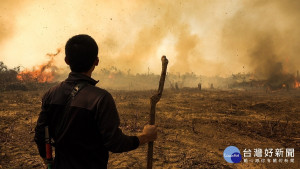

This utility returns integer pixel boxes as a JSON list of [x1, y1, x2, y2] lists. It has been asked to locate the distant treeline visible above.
[[1, 61, 277, 91], [92, 66, 232, 90]]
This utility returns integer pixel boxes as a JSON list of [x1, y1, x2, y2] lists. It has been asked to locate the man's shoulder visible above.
[[42, 82, 61, 96], [73, 85, 113, 111], [42, 81, 112, 105], [47, 82, 109, 94], [47, 82, 63, 93], [83, 84, 110, 99]]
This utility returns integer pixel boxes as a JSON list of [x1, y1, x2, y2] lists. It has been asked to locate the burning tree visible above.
[[16, 49, 60, 83]]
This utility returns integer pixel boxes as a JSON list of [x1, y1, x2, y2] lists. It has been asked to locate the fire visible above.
[[17, 65, 55, 83], [108, 74, 114, 79], [16, 49, 60, 83], [295, 80, 300, 88]]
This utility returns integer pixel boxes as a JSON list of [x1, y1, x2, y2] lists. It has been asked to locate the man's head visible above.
[[65, 34, 99, 73]]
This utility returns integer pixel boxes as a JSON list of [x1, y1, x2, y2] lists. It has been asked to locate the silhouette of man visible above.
[[34, 34, 157, 169]]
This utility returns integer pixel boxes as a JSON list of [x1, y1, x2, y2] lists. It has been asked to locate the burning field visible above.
[[0, 86, 300, 168]]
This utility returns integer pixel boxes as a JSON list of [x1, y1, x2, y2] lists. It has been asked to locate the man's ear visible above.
[[65, 57, 70, 65], [95, 57, 99, 66]]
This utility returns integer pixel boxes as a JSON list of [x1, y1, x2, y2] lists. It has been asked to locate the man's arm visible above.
[[95, 92, 157, 153], [34, 93, 49, 158]]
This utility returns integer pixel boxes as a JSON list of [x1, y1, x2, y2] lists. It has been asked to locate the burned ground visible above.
[[0, 88, 299, 169]]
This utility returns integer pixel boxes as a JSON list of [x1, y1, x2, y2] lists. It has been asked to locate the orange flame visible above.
[[295, 80, 300, 88], [108, 74, 115, 79], [17, 49, 61, 83]]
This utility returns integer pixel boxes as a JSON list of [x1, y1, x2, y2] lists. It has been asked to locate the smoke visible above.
[[105, 1, 205, 74], [171, 24, 200, 73], [114, 7, 177, 71], [0, 0, 299, 79], [0, 0, 29, 45], [221, 0, 300, 81]]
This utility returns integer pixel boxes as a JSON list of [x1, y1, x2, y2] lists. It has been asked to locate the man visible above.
[[34, 34, 157, 169]]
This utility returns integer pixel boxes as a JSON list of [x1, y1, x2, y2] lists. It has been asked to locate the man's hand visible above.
[[137, 125, 157, 145]]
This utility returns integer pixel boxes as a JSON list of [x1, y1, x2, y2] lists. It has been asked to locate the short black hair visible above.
[[65, 34, 98, 73]]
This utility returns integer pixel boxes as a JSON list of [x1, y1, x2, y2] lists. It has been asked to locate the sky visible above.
[[0, 0, 299, 78]]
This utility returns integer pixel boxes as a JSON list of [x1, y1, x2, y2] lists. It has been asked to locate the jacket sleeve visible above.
[[95, 92, 139, 153], [34, 92, 49, 158]]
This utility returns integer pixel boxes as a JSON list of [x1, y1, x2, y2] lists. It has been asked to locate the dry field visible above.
[[0, 88, 299, 169]]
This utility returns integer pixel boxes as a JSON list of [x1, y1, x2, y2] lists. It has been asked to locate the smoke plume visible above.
[[221, 0, 300, 81], [0, 0, 299, 80]]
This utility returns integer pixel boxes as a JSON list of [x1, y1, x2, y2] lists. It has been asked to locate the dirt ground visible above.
[[0, 88, 299, 169]]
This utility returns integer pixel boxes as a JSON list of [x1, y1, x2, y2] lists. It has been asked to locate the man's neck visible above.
[[78, 65, 95, 77], [80, 71, 92, 77]]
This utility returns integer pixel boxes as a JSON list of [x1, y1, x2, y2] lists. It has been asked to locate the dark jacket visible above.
[[34, 72, 139, 169]]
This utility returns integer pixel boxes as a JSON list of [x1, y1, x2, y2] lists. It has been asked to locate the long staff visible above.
[[147, 55, 168, 169]]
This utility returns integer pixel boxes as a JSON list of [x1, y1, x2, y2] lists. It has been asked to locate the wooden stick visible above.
[[147, 55, 168, 169]]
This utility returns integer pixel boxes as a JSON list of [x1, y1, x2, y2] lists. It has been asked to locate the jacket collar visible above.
[[65, 72, 99, 86]]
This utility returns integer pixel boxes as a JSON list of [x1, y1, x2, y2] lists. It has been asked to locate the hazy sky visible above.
[[0, 0, 299, 78]]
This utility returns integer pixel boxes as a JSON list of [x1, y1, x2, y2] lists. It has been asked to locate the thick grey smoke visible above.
[[221, 0, 300, 81]]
